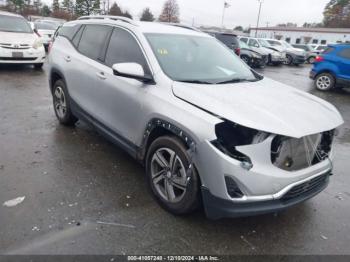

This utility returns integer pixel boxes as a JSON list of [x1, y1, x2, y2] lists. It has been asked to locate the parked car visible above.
[[265, 39, 306, 65], [313, 45, 328, 53], [239, 37, 285, 65], [32, 21, 57, 50], [49, 16, 343, 219], [204, 31, 241, 55], [239, 40, 266, 68], [293, 44, 318, 63], [310, 44, 350, 91], [0, 11, 46, 68]]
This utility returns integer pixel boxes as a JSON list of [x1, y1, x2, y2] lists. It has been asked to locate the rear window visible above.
[[35, 22, 56, 30], [338, 48, 350, 59], [216, 34, 239, 49], [323, 47, 334, 54], [58, 24, 82, 40], [0, 15, 32, 33]]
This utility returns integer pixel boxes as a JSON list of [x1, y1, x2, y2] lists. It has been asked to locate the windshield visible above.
[[146, 33, 257, 84], [281, 41, 293, 48], [267, 40, 282, 47], [258, 39, 271, 48], [0, 15, 32, 33], [34, 22, 56, 30]]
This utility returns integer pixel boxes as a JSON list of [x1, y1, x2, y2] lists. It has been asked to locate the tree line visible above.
[[1, 0, 180, 23]]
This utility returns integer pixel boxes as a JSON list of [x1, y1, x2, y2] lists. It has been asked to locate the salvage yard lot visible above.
[[0, 64, 349, 255]]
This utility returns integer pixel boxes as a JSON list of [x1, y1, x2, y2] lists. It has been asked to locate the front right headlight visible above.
[[32, 38, 43, 49], [211, 120, 270, 169]]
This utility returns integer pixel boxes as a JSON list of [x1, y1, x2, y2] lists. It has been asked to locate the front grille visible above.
[[271, 130, 334, 171], [0, 57, 37, 61], [0, 43, 31, 49], [281, 174, 329, 202], [225, 176, 244, 198]]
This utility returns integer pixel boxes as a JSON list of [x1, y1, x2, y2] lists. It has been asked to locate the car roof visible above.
[[66, 16, 209, 37], [0, 11, 24, 18]]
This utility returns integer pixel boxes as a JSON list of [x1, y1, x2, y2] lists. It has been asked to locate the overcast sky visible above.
[[109, 0, 330, 28]]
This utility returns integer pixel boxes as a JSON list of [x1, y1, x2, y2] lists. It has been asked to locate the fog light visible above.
[[225, 176, 244, 198]]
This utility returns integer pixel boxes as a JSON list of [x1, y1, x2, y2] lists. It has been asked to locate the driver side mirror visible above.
[[112, 63, 154, 84]]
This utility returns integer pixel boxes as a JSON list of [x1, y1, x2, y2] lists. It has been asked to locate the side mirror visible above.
[[112, 63, 154, 83]]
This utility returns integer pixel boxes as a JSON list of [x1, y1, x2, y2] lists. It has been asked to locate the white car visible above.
[[0, 11, 46, 68], [33, 21, 57, 49]]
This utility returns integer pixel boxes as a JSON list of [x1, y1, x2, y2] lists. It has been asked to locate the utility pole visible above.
[[255, 0, 263, 37], [221, 2, 230, 29]]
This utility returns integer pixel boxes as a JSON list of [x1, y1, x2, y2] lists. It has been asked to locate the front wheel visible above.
[[52, 80, 78, 125], [284, 55, 293, 65], [146, 136, 200, 215], [314, 73, 335, 91], [241, 55, 250, 66]]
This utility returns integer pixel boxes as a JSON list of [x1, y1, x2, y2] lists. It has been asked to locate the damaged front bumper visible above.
[[195, 128, 334, 219]]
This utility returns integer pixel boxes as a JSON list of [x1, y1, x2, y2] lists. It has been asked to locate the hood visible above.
[[250, 46, 271, 55], [268, 46, 284, 53], [0, 32, 37, 45], [172, 78, 343, 138], [287, 47, 305, 56]]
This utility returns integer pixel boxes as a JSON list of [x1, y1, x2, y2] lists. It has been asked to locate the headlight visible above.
[[211, 120, 269, 169], [32, 38, 43, 49]]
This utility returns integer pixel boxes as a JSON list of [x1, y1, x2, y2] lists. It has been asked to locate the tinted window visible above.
[[105, 28, 150, 75], [72, 25, 84, 47], [240, 38, 248, 43], [58, 24, 82, 40], [323, 47, 334, 54], [216, 34, 239, 49], [78, 25, 112, 61], [0, 15, 32, 33], [339, 48, 350, 59]]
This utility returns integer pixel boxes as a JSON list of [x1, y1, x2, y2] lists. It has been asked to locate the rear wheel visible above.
[[315, 73, 335, 91], [52, 80, 78, 125], [146, 136, 200, 215], [308, 56, 316, 64]]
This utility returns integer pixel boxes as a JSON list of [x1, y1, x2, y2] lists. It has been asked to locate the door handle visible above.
[[64, 56, 71, 62], [96, 72, 106, 80]]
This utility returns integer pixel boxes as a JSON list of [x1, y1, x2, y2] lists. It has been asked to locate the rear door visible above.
[[67, 24, 113, 120], [337, 47, 350, 80]]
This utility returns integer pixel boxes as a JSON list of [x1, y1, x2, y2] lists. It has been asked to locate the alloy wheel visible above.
[[316, 75, 332, 90], [150, 148, 188, 203], [54, 86, 67, 119]]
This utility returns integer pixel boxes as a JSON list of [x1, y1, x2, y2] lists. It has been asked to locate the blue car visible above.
[[310, 44, 350, 91]]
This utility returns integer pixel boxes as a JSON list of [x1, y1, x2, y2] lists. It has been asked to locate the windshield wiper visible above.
[[177, 80, 214, 84], [216, 78, 253, 84]]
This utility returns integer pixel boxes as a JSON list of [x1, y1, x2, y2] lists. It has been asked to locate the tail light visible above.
[[235, 48, 241, 56], [315, 55, 324, 62]]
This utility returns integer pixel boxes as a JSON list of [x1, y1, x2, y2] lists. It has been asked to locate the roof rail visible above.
[[78, 15, 138, 26], [162, 23, 201, 32]]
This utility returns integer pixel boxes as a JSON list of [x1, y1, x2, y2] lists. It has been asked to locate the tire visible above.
[[34, 63, 43, 69], [146, 136, 200, 215], [284, 54, 293, 65], [52, 79, 78, 125], [308, 56, 316, 64], [241, 55, 250, 66], [314, 73, 335, 91]]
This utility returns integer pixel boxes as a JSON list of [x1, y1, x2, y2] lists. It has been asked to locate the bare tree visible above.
[[158, 0, 180, 23]]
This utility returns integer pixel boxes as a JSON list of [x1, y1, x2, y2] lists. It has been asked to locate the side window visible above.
[[58, 24, 81, 40], [105, 28, 151, 75], [240, 38, 248, 43], [72, 25, 84, 48], [338, 48, 350, 59], [78, 25, 112, 61], [248, 39, 259, 47]]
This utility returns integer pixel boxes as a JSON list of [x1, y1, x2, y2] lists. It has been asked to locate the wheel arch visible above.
[[49, 68, 67, 94], [137, 118, 196, 164]]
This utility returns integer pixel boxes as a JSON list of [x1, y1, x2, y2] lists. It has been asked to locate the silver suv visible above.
[[48, 16, 343, 219]]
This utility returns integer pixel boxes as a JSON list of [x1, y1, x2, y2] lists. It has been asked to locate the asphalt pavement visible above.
[[0, 63, 349, 255]]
